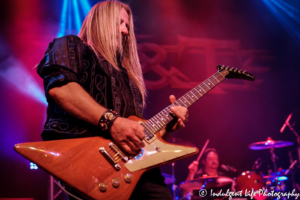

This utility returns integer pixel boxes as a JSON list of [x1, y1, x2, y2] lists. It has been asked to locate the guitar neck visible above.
[[144, 71, 226, 134]]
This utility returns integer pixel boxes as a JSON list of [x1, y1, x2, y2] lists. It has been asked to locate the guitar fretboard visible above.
[[143, 71, 225, 141]]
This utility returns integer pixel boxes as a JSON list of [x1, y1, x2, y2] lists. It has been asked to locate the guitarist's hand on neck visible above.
[[160, 95, 189, 138]]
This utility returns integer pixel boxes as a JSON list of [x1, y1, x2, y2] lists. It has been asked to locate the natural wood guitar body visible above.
[[15, 116, 198, 200]]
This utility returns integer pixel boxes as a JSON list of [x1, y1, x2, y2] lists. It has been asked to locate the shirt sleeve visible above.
[[37, 35, 86, 101]]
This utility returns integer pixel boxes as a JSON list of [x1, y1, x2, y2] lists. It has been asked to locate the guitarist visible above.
[[37, 1, 188, 199]]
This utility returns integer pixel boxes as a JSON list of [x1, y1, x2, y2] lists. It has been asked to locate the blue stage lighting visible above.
[[79, 0, 92, 16], [57, 0, 92, 37], [73, 0, 82, 34], [262, 0, 300, 39], [0, 55, 47, 105], [68, 0, 72, 34], [30, 162, 38, 170], [57, 0, 68, 37]]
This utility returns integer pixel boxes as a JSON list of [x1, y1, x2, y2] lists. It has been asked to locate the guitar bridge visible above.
[[99, 142, 128, 170]]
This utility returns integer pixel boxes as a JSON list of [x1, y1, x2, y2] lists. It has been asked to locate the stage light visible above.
[[0, 55, 47, 105], [262, 0, 300, 39], [57, 0, 92, 37], [68, 0, 72, 34], [73, 0, 81, 33], [79, 0, 91, 16], [30, 162, 38, 170], [57, 0, 68, 37]]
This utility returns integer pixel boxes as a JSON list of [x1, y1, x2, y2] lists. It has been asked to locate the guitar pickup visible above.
[[99, 147, 121, 170], [99, 142, 128, 171], [109, 142, 128, 162]]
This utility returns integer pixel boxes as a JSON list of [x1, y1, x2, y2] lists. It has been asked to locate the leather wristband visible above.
[[98, 110, 119, 131]]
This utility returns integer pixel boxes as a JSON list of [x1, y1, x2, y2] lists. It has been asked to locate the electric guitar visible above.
[[14, 65, 255, 200]]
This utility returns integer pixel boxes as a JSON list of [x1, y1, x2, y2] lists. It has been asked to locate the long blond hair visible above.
[[78, 1, 146, 105]]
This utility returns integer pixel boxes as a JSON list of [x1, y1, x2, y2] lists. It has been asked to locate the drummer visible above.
[[186, 148, 226, 181]]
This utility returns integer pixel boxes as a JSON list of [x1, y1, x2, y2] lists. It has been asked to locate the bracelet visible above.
[[98, 110, 119, 131]]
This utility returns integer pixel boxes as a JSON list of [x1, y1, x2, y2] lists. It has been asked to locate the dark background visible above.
[[1, 0, 300, 199]]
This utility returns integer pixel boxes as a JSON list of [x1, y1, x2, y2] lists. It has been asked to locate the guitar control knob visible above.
[[124, 173, 132, 183], [112, 178, 120, 187], [99, 182, 107, 192]]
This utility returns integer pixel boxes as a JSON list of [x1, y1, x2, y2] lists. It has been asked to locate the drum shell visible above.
[[235, 171, 264, 193]]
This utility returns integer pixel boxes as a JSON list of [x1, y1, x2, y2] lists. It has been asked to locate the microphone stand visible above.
[[284, 119, 300, 171], [172, 162, 176, 199], [281, 115, 300, 191], [270, 147, 278, 190]]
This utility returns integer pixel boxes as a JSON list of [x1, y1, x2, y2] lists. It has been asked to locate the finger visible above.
[[121, 143, 137, 155], [169, 95, 176, 104], [177, 120, 185, 128], [135, 124, 145, 141], [126, 140, 141, 151], [131, 135, 145, 148], [171, 107, 186, 122]]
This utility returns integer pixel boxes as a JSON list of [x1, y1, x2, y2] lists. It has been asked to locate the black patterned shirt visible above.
[[37, 35, 141, 140]]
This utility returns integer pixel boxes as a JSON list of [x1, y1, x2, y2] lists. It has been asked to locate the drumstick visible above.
[[196, 139, 209, 162]]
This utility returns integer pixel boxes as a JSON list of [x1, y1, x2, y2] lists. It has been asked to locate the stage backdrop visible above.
[[0, 0, 300, 199]]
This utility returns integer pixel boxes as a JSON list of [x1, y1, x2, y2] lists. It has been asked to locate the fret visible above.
[[215, 73, 224, 80], [178, 99, 187, 107], [198, 85, 207, 93], [173, 101, 181, 107], [161, 110, 170, 119], [165, 107, 172, 113], [149, 118, 159, 131], [140, 123, 155, 141], [154, 115, 164, 127], [212, 75, 219, 82], [206, 80, 213, 88], [217, 72, 225, 79], [184, 94, 194, 104], [207, 78, 215, 86], [186, 93, 195, 103], [157, 113, 167, 125], [145, 120, 156, 133], [202, 81, 211, 90], [214, 73, 222, 81], [193, 88, 202, 97], [182, 96, 192, 106], [189, 91, 198, 101]]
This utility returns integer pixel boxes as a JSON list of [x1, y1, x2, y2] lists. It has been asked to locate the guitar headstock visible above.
[[217, 65, 255, 81]]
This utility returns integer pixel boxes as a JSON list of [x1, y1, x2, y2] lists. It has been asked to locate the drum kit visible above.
[[164, 137, 297, 200]]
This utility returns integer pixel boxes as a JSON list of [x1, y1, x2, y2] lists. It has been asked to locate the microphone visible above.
[[252, 158, 262, 171], [221, 164, 237, 172], [280, 114, 292, 133], [284, 160, 297, 175]]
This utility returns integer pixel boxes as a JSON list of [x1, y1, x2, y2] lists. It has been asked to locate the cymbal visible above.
[[166, 137, 195, 147], [249, 137, 293, 150], [179, 176, 234, 196], [161, 173, 176, 184]]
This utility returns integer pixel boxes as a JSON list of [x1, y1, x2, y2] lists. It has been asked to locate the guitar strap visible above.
[[108, 65, 122, 115], [129, 79, 144, 119], [108, 62, 144, 119]]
